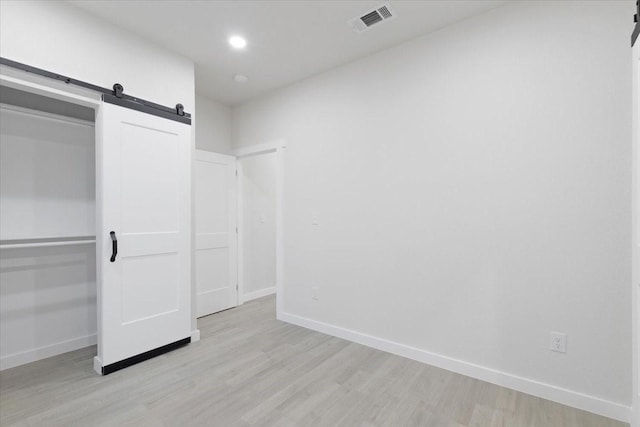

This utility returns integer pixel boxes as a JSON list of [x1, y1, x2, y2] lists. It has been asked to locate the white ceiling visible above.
[[69, 1, 508, 106]]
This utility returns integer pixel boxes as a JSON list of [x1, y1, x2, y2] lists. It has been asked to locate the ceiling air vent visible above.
[[349, 4, 395, 33]]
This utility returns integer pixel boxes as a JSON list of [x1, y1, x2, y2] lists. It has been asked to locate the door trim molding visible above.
[[233, 140, 286, 158], [632, 40, 640, 427]]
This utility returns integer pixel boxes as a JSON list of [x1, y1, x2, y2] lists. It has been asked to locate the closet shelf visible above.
[[0, 236, 96, 249]]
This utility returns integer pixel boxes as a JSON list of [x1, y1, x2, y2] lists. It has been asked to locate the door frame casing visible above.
[[633, 40, 640, 427], [234, 140, 286, 318]]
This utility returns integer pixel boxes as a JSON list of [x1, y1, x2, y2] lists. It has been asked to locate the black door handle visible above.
[[110, 231, 118, 262]]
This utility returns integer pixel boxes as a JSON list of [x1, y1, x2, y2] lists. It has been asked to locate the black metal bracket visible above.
[[112, 83, 124, 99], [633, 0, 640, 46], [176, 103, 184, 116]]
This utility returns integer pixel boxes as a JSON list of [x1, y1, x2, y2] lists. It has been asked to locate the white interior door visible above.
[[195, 151, 237, 317], [95, 101, 191, 374], [633, 36, 640, 427]]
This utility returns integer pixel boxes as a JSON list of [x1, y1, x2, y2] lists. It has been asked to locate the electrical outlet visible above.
[[549, 332, 567, 353], [311, 286, 319, 301]]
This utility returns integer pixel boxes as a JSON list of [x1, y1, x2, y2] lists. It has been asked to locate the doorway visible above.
[[238, 152, 277, 303], [235, 141, 286, 318]]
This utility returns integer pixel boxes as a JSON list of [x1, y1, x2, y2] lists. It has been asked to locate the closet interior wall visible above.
[[0, 85, 97, 370]]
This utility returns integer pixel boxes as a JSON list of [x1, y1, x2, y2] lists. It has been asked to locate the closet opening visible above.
[[234, 141, 286, 319], [0, 85, 97, 370], [238, 151, 277, 304]]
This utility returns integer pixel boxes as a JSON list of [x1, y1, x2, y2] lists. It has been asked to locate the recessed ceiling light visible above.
[[234, 74, 249, 84], [229, 36, 247, 49]]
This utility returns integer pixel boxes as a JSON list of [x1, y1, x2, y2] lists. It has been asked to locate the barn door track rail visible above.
[[0, 57, 191, 125]]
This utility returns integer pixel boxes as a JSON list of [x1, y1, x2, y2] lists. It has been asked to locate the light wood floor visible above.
[[0, 296, 627, 427]]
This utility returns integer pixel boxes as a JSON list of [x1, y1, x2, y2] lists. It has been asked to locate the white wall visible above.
[[0, 0, 199, 358], [241, 153, 276, 301], [195, 94, 232, 154], [0, 1, 194, 112], [232, 1, 633, 421]]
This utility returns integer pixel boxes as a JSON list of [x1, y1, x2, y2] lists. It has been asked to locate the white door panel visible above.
[[120, 124, 179, 233], [195, 151, 237, 317], [95, 101, 191, 373]]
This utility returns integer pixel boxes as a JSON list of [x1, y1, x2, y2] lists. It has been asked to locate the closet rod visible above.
[[0, 236, 96, 249], [0, 103, 95, 128]]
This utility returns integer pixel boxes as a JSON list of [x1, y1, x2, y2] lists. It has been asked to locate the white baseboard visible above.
[[242, 286, 276, 303], [280, 312, 631, 424], [1, 334, 97, 371], [191, 329, 201, 343], [93, 356, 103, 375]]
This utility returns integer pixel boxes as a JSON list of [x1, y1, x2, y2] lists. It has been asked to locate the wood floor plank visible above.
[[0, 296, 629, 427]]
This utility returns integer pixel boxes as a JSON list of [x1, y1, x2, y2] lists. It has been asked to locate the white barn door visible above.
[[95, 100, 191, 375], [195, 151, 238, 317]]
